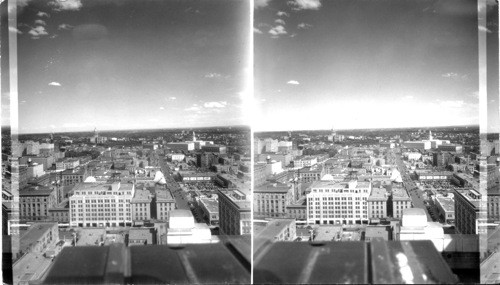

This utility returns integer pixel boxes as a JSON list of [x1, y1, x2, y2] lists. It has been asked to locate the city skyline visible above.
[[14, 0, 251, 134], [254, 0, 481, 132]]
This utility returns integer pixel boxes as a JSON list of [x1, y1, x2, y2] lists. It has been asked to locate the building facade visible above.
[[254, 182, 294, 218], [19, 186, 57, 222], [69, 182, 135, 227], [367, 187, 388, 220], [391, 187, 412, 219], [217, 189, 251, 235], [307, 180, 371, 225], [454, 189, 483, 234], [155, 189, 176, 221], [131, 189, 153, 224]]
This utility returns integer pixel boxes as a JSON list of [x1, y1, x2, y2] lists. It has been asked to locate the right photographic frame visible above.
[[252, 0, 499, 284]]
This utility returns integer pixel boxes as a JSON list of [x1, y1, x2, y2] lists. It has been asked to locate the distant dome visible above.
[[321, 174, 334, 181], [84, 176, 97, 183]]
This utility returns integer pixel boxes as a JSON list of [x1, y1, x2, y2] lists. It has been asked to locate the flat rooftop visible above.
[[20, 223, 57, 252], [368, 188, 388, 201], [392, 187, 410, 200], [199, 198, 219, 213], [255, 219, 295, 240], [156, 189, 174, 200], [254, 182, 291, 193], [436, 196, 455, 212]]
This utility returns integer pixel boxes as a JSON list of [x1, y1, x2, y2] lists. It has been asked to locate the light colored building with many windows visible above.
[[307, 180, 371, 225], [69, 182, 135, 227]]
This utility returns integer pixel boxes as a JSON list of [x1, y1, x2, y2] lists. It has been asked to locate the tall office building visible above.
[[218, 189, 251, 235], [307, 180, 372, 225], [69, 182, 135, 227]]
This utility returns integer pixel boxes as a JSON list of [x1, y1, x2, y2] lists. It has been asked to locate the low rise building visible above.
[[128, 228, 154, 246], [255, 219, 296, 243], [167, 210, 216, 244], [199, 197, 219, 226], [435, 195, 455, 223], [286, 196, 307, 220], [61, 167, 88, 186], [19, 223, 59, 257]]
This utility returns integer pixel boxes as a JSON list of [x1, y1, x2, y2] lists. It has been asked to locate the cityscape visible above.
[[1, 0, 500, 284]]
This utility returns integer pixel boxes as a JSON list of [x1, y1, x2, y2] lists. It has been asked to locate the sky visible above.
[[14, 0, 250, 134], [254, 0, 485, 132]]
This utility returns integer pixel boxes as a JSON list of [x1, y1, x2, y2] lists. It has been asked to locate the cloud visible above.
[[58, 23, 74, 30], [275, 19, 286, 25], [185, 104, 201, 111], [159, 106, 165, 110], [204, 72, 229, 79], [472, 90, 479, 99], [48, 82, 61, 86], [276, 11, 290, 17], [288, 0, 322, 10], [478, 25, 492, 33], [254, 27, 263, 34], [28, 26, 48, 37], [441, 72, 468, 80], [8, 27, 22, 34], [439, 100, 464, 108], [16, 0, 31, 8], [168, 97, 176, 100], [35, 19, 47, 26], [255, 0, 271, 9], [205, 73, 221, 78], [48, 0, 82, 11], [257, 23, 271, 28], [402, 95, 414, 99], [297, 23, 313, 29], [269, 25, 287, 37], [204, 101, 227, 108], [37, 11, 50, 17], [287, 80, 300, 85]]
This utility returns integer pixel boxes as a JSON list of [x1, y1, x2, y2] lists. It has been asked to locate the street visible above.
[[391, 149, 433, 222]]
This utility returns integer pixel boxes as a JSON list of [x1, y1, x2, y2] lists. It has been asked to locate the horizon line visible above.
[[254, 124, 480, 133], [5, 124, 251, 136]]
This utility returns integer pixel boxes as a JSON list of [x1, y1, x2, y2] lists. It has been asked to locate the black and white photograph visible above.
[[1, 0, 499, 284], [2, 0, 251, 284], [253, 0, 498, 284]]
